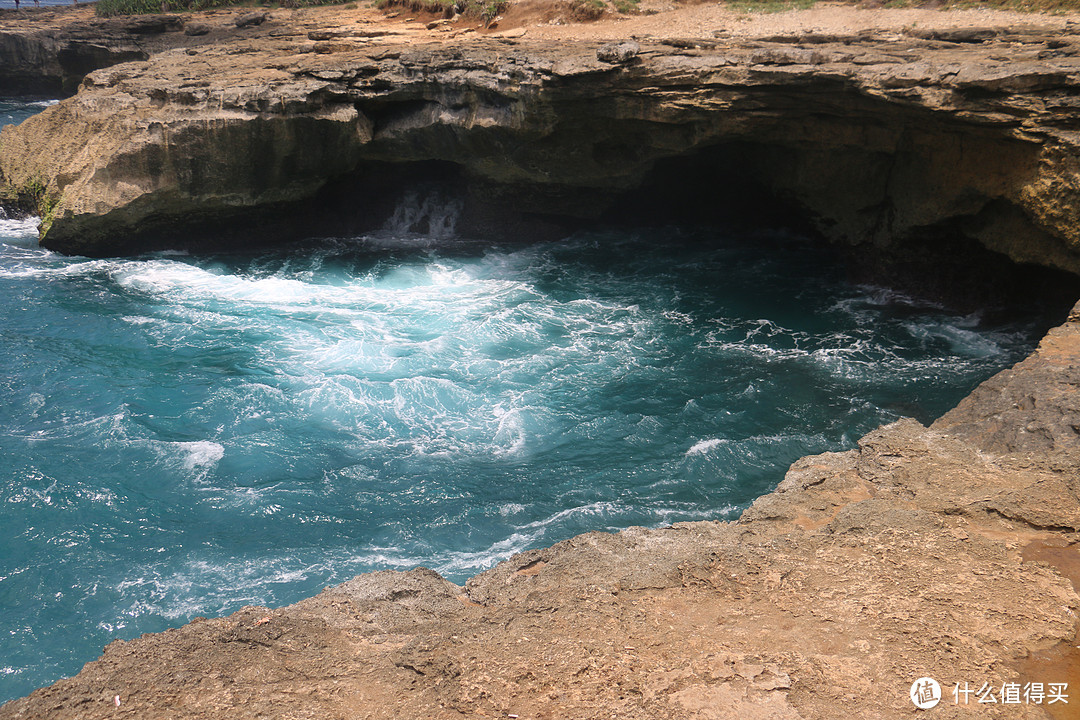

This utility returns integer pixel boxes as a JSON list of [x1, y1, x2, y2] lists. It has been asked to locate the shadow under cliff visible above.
[[231, 147, 1080, 321]]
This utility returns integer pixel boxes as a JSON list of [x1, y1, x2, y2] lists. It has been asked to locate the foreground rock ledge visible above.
[[2, 305, 1078, 718], [2, 18, 1080, 273]]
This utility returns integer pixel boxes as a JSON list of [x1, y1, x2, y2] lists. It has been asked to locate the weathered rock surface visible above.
[[234, 10, 268, 28], [1, 14, 1080, 274], [0, 7, 180, 96], [1, 303, 1077, 719]]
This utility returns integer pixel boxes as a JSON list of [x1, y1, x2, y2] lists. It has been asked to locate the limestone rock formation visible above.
[[0, 9, 189, 96], [0, 22, 1079, 276]]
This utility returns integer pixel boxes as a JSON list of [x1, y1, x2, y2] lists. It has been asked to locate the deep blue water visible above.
[[0, 99, 1063, 703]]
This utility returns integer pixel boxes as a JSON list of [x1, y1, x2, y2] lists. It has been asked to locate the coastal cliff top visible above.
[[2, 0, 1079, 46]]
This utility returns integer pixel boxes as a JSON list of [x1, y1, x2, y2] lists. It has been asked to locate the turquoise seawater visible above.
[[0, 100, 1062, 702]]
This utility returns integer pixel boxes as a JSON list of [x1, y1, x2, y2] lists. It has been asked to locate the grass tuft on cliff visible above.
[[96, 0, 345, 17], [374, 0, 509, 22]]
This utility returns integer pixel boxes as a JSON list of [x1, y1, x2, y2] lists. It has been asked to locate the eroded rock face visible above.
[[0, 28, 147, 97], [0, 9, 190, 96], [2, 24, 1080, 274]]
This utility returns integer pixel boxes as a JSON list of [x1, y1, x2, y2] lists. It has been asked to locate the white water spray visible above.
[[383, 192, 464, 239]]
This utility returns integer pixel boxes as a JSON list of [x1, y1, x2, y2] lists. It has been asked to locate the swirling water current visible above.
[[0, 99, 1063, 702]]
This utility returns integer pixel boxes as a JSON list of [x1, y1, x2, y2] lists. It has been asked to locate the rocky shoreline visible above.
[[0, 3, 1078, 718], [1, 307, 1076, 719], [1, 6, 1080, 277]]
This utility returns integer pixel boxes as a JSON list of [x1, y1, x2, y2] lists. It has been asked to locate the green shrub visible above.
[[95, 0, 164, 15], [376, 0, 506, 20], [376, 0, 452, 15], [96, 0, 348, 17], [475, 0, 507, 20], [567, 0, 604, 18], [14, 178, 59, 235]]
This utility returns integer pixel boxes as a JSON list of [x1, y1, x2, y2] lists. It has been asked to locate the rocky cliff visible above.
[[1, 11, 1080, 279], [0, 7, 190, 96]]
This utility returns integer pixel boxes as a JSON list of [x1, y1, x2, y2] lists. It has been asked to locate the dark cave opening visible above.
[[308, 144, 1080, 320], [83, 137, 1080, 324]]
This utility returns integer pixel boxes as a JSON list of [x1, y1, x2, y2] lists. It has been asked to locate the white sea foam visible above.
[[177, 441, 225, 470], [114, 555, 338, 621], [137, 439, 226, 482], [26, 392, 45, 417], [0, 216, 40, 238], [653, 504, 739, 523], [1, 222, 1046, 694], [0, 256, 116, 279], [520, 501, 623, 531], [491, 406, 534, 456], [904, 320, 1004, 357], [433, 532, 536, 576], [686, 438, 725, 456]]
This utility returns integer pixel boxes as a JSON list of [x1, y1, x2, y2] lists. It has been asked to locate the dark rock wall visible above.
[[0, 28, 148, 97]]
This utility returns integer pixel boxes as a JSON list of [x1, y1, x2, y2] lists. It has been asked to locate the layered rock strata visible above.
[[1, 19, 1080, 275], [0, 8, 189, 96]]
